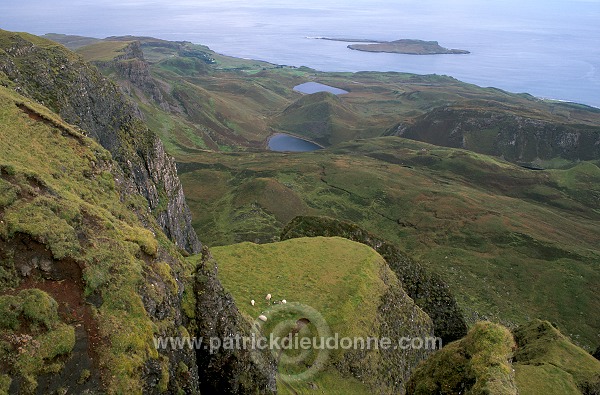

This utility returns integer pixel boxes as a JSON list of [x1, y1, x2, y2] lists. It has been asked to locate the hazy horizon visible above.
[[1, 0, 599, 106]]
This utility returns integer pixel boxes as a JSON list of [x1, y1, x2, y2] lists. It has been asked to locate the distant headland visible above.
[[313, 37, 470, 55]]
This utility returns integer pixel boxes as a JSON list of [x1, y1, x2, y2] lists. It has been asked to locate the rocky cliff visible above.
[[0, 30, 276, 394], [95, 40, 169, 111], [392, 106, 600, 164], [0, 29, 200, 254], [406, 322, 518, 395], [192, 249, 277, 394]]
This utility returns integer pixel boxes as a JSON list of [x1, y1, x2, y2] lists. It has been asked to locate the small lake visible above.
[[293, 82, 349, 95], [268, 133, 322, 152]]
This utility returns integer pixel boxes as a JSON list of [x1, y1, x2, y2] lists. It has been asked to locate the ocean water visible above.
[[1, 0, 599, 107]]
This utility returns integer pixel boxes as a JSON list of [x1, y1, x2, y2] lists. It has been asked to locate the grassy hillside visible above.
[[76, 40, 133, 62], [208, 237, 434, 394], [406, 321, 517, 395], [64, 35, 600, 165], [42, 33, 101, 50], [280, 215, 468, 344], [1, 30, 280, 394], [513, 320, 600, 395], [407, 319, 600, 395], [273, 91, 369, 146], [0, 75, 221, 394], [40, 32, 600, 391], [176, 137, 600, 350]]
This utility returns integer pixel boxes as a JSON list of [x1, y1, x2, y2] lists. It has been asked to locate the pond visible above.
[[293, 82, 349, 95], [268, 133, 322, 152]]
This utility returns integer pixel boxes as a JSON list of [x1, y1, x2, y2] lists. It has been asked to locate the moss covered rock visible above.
[[0, 289, 76, 393], [406, 321, 517, 395], [513, 319, 600, 395]]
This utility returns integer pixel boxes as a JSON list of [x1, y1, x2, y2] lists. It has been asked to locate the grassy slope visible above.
[[67, 32, 600, 381], [72, 37, 600, 158], [0, 85, 191, 393], [42, 33, 101, 50], [76, 40, 133, 62], [209, 237, 398, 394], [513, 319, 600, 395], [406, 321, 517, 395], [177, 137, 600, 349], [407, 319, 600, 395]]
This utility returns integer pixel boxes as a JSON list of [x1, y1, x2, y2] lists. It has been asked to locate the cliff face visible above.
[[102, 40, 169, 110], [336, 262, 436, 394], [392, 106, 600, 163], [0, 30, 275, 394], [193, 249, 278, 394], [0, 30, 201, 254], [0, 84, 199, 393], [281, 216, 468, 344]]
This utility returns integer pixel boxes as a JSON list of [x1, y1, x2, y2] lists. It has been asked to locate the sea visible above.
[[1, 0, 599, 107]]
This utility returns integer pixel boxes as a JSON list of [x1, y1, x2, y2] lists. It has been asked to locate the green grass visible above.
[[76, 41, 133, 62], [177, 137, 600, 350], [211, 237, 389, 339], [278, 368, 370, 394], [0, 289, 76, 392], [406, 321, 517, 395], [0, 374, 10, 395], [98, 37, 600, 158], [513, 320, 600, 394], [208, 236, 419, 393], [42, 33, 101, 50], [0, 84, 193, 393]]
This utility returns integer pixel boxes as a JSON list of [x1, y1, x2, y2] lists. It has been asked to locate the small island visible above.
[[316, 37, 470, 55]]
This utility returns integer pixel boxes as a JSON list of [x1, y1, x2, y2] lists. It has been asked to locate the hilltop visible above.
[[207, 237, 434, 394]]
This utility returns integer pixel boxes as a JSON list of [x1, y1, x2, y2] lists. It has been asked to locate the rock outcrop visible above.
[[406, 322, 517, 395], [512, 320, 600, 395], [0, 29, 201, 254], [392, 106, 600, 163], [336, 261, 436, 394], [97, 40, 169, 110], [193, 248, 278, 394], [0, 29, 273, 394], [281, 215, 468, 344]]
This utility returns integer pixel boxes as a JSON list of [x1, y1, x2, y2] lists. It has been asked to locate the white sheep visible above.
[[281, 299, 287, 304], [258, 315, 268, 322], [266, 293, 272, 302], [251, 300, 255, 306]]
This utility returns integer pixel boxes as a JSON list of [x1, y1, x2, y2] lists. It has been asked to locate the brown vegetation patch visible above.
[[0, 234, 103, 389]]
